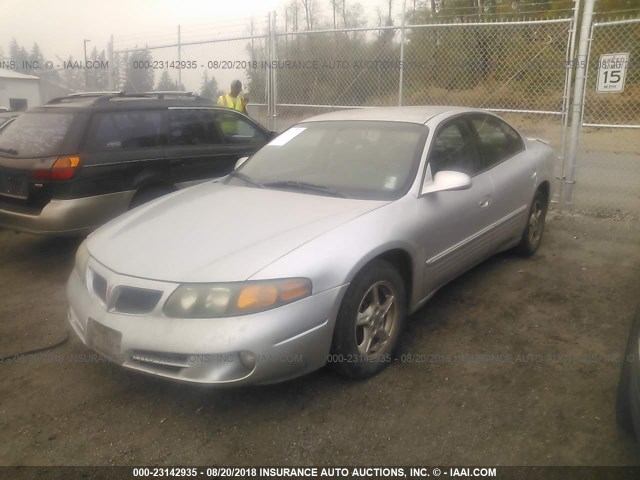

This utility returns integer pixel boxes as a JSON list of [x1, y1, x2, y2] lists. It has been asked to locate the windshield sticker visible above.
[[268, 127, 306, 146], [383, 176, 398, 190]]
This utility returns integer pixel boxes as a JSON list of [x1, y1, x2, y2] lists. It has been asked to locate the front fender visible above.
[[248, 198, 423, 308]]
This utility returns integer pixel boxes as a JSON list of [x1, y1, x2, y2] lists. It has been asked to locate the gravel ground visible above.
[[0, 212, 639, 468]]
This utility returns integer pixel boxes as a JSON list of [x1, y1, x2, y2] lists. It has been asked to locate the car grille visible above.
[[89, 269, 162, 314], [112, 287, 162, 315]]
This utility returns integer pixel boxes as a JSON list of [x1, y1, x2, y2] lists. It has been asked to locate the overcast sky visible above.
[[0, 0, 405, 56], [0, 0, 406, 92], [0, 0, 279, 58]]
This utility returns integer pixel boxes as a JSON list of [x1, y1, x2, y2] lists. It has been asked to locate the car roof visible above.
[[298, 106, 485, 125]]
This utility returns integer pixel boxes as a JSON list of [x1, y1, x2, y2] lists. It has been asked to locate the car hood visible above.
[[88, 182, 388, 282]]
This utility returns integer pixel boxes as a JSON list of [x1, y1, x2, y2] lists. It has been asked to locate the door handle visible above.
[[478, 197, 492, 208]]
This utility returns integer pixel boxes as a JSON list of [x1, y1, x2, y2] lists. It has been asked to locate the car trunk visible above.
[[0, 110, 87, 214], [0, 156, 59, 213]]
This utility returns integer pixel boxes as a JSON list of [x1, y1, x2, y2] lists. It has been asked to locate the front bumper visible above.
[[66, 265, 347, 385], [0, 191, 133, 236]]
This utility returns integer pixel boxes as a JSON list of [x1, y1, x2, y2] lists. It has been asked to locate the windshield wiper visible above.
[[227, 171, 263, 188], [263, 180, 346, 198], [0, 147, 18, 155]]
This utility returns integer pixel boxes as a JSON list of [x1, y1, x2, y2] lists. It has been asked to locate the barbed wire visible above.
[[111, 4, 640, 50]]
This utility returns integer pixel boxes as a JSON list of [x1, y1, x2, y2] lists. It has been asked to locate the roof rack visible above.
[[95, 91, 211, 103], [46, 91, 214, 106], [68, 91, 122, 97], [143, 91, 194, 98]]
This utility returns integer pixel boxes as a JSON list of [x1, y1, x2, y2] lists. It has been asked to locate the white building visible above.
[[0, 69, 41, 111]]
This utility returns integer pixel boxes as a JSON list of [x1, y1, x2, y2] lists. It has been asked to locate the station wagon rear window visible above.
[[0, 112, 86, 158]]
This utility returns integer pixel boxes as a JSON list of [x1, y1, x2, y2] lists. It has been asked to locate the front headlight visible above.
[[74, 240, 90, 283], [163, 278, 312, 318]]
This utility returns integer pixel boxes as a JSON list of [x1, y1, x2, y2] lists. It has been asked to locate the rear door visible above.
[[468, 114, 532, 245], [79, 109, 166, 198]]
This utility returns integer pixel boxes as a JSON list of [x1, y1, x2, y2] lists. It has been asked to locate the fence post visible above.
[[398, 0, 407, 106], [268, 11, 278, 131], [563, 0, 595, 210], [107, 35, 114, 91], [177, 25, 182, 89], [266, 12, 272, 130], [556, 0, 581, 207]]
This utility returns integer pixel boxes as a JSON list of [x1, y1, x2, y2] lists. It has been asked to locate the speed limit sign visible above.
[[597, 53, 629, 93]]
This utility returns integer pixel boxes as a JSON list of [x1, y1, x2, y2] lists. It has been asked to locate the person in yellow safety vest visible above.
[[217, 80, 248, 115]]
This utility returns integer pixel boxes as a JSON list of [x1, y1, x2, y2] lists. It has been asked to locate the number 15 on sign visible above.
[[596, 53, 629, 93]]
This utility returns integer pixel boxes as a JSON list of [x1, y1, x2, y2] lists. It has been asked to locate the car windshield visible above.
[[0, 111, 86, 158], [229, 120, 428, 200]]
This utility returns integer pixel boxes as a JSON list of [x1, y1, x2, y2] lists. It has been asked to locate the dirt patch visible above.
[[0, 214, 639, 467]]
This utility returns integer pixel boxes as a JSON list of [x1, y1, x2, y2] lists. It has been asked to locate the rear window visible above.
[[0, 112, 86, 158]]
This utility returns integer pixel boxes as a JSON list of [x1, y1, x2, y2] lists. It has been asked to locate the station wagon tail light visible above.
[[32, 155, 81, 181], [163, 278, 312, 318]]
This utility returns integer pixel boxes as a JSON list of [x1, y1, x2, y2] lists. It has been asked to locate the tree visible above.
[[9, 39, 29, 73], [61, 56, 85, 91], [124, 48, 154, 93], [113, 52, 128, 91], [291, 0, 299, 31], [157, 70, 177, 90], [301, 0, 315, 30], [95, 50, 109, 90], [200, 71, 220, 99], [28, 43, 44, 74], [86, 47, 96, 90]]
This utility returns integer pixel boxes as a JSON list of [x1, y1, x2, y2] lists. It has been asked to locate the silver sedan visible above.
[[66, 106, 553, 385]]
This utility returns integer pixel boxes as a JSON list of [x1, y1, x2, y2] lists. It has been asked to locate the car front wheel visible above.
[[330, 260, 407, 379]]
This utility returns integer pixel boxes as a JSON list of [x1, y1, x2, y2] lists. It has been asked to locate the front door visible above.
[[165, 108, 233, 186], [418, 117, 496, 294]]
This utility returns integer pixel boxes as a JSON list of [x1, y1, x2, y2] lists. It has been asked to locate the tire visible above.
[[331, 259, 407, 379], [616, 305, 640, 439], [515, 189, 548, 257], [129, 185, 174, 209]]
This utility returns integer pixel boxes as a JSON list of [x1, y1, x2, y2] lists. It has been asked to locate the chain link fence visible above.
[[107, 9, 640, 219], [270, 19, 573, 204], [402, 20, 571, 113], [573, 18, 640, 217], [271, 26, 401, 131]]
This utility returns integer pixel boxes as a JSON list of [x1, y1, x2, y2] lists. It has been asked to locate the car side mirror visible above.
[[235, 156, 249, 170], [268, 131, 278, 140], [421, 170, 472, 195]]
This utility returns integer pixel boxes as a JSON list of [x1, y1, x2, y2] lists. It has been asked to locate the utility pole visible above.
[[107, 35, 114, 91], [83, 39, 91, 90]]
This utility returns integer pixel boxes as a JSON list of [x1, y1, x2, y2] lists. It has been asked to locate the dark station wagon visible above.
[[0, 92, 272, 235]]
